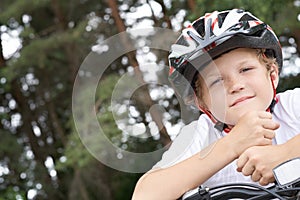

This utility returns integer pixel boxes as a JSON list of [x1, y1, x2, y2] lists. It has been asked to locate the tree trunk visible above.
[[292, 28, 300, 55], [0, 37, 6, 67], [10, 79, 55, 195], [187, 0, 196, 15], [106, 0, 172, 146], [68, 169, 90, 200]]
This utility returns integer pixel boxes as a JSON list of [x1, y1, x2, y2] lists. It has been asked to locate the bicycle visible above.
[[182, 157, 300, 200]]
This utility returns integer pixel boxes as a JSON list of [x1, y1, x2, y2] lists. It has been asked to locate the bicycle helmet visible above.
[[168, 8, 282, 105]]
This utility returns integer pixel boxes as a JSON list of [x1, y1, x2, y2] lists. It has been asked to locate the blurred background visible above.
[[1, 0, 300, 199]]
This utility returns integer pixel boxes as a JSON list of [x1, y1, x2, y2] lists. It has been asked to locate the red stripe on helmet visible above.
[[211, 18, 218, 30], [169, 66, 175, 75]]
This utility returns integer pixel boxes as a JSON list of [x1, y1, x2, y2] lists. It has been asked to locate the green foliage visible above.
[[56, 128, 93, 170], [96, 73, 121, 104], [0, 130, 22, 159], [0, 186, 26, 200], [1, 0, 300, 199], [110, 172, 141, 200], [0, 0, 50, 24], [189, 0, 300, 34], [278, 74, 300, 92], [7, 23, 88, 80], [19, 26, 35, 39]]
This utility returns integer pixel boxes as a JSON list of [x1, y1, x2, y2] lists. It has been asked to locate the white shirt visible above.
[[153, 88, 300, 196]]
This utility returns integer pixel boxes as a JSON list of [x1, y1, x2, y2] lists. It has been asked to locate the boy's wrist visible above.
[[219, 136, 240, 160]]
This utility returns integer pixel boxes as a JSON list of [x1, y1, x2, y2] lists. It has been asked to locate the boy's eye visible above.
[[210, 77, 223, 86], [240, 67, 253, 73]]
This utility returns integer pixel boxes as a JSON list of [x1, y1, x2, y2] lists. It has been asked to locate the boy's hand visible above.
[[236, 145, 286, 185], [228, 111, 280, 157]]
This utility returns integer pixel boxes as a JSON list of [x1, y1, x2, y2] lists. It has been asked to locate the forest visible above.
[[1, 0, 300, 199]]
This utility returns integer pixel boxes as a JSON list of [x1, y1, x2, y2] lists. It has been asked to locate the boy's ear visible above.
[[270, 64, 279, 88]]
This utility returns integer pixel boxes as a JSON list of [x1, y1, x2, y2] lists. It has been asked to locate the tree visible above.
[[0, 0, 110, 199], [1, 0, 300, 199]]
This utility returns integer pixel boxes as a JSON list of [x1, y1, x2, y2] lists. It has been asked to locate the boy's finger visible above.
[[251, 170, 262, 182], [241, 163, 255, 176], [261, 119, 280, 130], [236, 154, 249, 172], [263, 131, 275, 139], [258, 111, 273, 119]]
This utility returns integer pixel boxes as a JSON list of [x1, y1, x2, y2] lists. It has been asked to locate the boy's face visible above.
[[198, 48, 279, 126]]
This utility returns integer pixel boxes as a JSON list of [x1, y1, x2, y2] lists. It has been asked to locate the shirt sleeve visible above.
[[152, 115, 213, 169], [290, 88, 300, 119], [277, 88, 300, 121], [274, 88, 300, 143]]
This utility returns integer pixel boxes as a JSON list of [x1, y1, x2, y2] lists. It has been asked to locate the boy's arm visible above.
[[132, 137, 238, 200], [236, 134, 300, 186], [132, 111, 277, 200], [133, 112, 278, 200]]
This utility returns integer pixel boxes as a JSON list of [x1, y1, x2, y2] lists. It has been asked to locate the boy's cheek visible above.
[[210, 101, 227, 120]]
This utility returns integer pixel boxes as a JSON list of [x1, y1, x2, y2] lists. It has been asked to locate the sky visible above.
[[1, 25, 22, 59]]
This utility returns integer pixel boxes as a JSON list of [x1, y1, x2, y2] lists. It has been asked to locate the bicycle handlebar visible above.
[[182, 157, 300, 200], [183, 183, 300, 200]]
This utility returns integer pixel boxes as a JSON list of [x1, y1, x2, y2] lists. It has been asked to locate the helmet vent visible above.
[[193, 20, 205, 38], [217, 12, 229, 28], [176, 35, 189, 47], [239, 13, 256, 22]]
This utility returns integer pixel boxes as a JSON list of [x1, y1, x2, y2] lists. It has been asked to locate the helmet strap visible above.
[[267, 72, 278, 113]]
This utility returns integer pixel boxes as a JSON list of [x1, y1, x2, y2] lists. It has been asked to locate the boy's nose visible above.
[[228, 77, 245, 94]]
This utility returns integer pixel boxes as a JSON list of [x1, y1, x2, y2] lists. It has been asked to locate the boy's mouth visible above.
[[230, 96, 254, 107]]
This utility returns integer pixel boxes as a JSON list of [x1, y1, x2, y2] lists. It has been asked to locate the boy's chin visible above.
[[222, 111, 251, 125], [223, 107, 269, 125]]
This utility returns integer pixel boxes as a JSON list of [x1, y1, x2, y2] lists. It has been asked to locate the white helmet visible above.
[[168, 9, 282, 105]]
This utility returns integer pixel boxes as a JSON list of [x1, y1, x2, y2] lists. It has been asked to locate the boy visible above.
[[132, 9, 300, 199]]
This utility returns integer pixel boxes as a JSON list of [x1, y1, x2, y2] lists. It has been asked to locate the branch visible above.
[[146, 0, 158, 24], [155, 0, 173, 29]]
